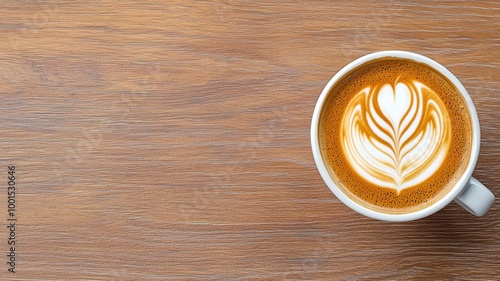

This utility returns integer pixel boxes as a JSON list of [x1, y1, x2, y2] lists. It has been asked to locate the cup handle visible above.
[[454, 177, 495, 216]]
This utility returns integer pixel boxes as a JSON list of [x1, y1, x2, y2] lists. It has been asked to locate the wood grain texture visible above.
[[0, 0, 498, 280]]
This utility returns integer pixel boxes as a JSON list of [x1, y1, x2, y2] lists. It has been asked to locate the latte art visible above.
[[341, 80, 451, 193], [320, 58, 472, 212]]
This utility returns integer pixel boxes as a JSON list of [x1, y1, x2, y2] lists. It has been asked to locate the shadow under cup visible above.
[[311, 51, 485, 222]]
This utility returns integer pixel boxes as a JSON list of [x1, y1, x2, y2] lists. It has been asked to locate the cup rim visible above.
[[310, 50, 480, 222]]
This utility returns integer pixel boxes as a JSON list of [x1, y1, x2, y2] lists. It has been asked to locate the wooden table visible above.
[[0, 1, 498, 280]]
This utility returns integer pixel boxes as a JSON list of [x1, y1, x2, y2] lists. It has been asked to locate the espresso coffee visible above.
[[319, 58, 472, 213]]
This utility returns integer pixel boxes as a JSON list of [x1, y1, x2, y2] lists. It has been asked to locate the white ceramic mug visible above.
[[311, 50, 495, 222]]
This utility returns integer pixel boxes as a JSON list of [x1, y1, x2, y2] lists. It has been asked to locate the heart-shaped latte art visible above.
[[341, 80, 451, 193], [378, 83, 411, 132]]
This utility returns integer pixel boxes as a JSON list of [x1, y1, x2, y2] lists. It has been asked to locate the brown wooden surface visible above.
[[0, 1, 499, 280]]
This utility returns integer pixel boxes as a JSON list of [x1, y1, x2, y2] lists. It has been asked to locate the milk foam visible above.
[[341, 80, 451, 193]]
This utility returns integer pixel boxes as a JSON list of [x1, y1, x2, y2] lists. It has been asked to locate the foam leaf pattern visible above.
[[341, 80, 451, 193]]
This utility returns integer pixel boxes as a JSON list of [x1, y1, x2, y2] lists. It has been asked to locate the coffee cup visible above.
[[311, 50, 495, 221]]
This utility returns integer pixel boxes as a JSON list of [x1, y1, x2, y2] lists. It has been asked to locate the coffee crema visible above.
[[319, 58, 472, 213]]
